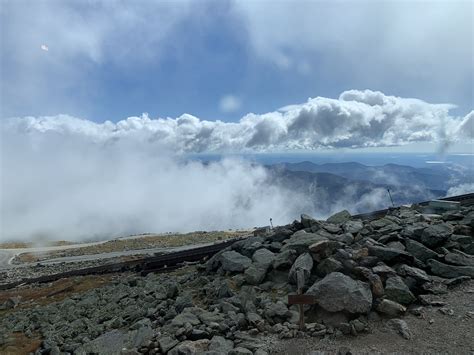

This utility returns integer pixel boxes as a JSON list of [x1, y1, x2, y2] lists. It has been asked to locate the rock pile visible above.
[[1, 205, 473, 354]]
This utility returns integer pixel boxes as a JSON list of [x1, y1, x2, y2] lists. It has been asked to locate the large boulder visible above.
[[301, 213, 320, 229], [307, 272, 372, 313], [244, 248, 276, 285], [252, 248, 275, 269], [288, 253, 313, 284], [421, 224, 453, 248], [327, 210, 351, 224], [220, 251, 252, 273]]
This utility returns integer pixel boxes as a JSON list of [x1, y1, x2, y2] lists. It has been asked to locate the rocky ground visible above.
[[0, 204, 473, 354], [0, 257, 131, 286], [12, 231, 248, 264]]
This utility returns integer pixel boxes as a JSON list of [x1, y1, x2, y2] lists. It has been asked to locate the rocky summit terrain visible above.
[[1, 204, 473, 354]]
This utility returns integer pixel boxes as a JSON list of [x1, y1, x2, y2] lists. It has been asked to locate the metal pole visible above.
[[387, 188, 395, 207]]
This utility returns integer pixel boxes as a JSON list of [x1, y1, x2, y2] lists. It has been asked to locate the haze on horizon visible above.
[[0, 0, 472, 242]]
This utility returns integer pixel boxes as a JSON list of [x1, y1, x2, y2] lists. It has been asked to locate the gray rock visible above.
[[0, 297, 20, 310], [376, 299, 406, 317], [75, 326, 154, 355], [421, 224, 453, 247], [372, 263, 397, 277], [316, 257, 343, 277], [158, 336, 179, 353], [368, 245, 414, 263], [247, 312, 264, 327], [171, 312, 201, 327], [371, 218, 396, 230], [327, 210, 351, 224], [386, 241, 405, 251], [252, 248, 275, 269], [209, 335, 234, 352], [288, 252, 313, 284], [387, 319, 411, 339], [229, 347, 253, 355], [445, 249, 474, 266], [342, 220, 363, 234], [384, 276, 416, 305], [427, 259, 474, 278], [282, 230, 328, 254], [267, 228, 294, 243], [199, 311, 225, 325], [328, 233, 354, 244], [396, 264, 431, 283], [405, 239, 438, 262], [244, 265, 267, 285], [220, 251, 252, 273], [272, 249, 297, 269], [168, 339, 210, 355], [301, 214, 319, 229], [307, 272, 372, 313], [264, 301, 289, 319], [175, 293, 194, 313]]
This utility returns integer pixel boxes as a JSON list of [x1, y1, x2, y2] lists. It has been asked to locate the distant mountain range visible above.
[[273, 161, 471, 190], [265, 161, 472, 217]]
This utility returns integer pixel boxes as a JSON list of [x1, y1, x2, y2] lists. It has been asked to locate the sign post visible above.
[[287, 269, 317, 330]]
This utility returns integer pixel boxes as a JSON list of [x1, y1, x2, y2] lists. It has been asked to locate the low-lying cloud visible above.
[[0, 131, 308, 241]]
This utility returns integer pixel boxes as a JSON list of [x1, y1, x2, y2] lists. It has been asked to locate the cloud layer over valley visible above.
[[1, 90, 472, 241]]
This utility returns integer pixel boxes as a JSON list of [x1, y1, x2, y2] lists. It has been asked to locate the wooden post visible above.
[[296, 269, 305, 330], [288, 269, 317, 331]]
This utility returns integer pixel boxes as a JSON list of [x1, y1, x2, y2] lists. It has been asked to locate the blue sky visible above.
[[1, 0, 473, 124]]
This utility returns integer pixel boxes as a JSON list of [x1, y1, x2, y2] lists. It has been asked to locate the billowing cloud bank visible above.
[[0, 136, 309, 241], [1, 90, 472, 241], [4, 90, 471, 153]]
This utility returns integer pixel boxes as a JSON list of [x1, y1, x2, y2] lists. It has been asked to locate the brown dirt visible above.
[[271, 280, 474, 354], [0, 274, 121, 354], [0, 274, 118, 311], [0, 332, 42, 355], [0, 240, 75, 249]]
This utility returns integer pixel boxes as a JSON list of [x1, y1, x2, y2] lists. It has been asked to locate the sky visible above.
[[1, 0, 473, 240], [1, 0, 473, 126]]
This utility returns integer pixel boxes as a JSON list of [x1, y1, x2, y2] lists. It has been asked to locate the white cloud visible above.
[[0, 129, 307, 241], [447, 183, 474, 197], [233, 1, 473, 94], [4, 90, 469, 153], [2, 90, 471, 241], [219, 95, 242, 113]]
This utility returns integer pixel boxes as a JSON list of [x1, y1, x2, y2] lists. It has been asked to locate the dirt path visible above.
[[271, 280, 474, 354]]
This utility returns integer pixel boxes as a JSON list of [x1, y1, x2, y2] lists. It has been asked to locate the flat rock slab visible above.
[[427, 259, 474, 278]]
